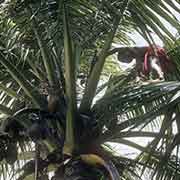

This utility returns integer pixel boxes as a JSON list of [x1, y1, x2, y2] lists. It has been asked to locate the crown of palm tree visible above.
[[0, 0, 179, 179]]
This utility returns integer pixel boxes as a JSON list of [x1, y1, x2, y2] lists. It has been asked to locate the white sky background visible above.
[[126, 0, 180, 47]]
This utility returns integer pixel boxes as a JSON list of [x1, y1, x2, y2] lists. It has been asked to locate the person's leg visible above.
[[149, 56, 164, 80]]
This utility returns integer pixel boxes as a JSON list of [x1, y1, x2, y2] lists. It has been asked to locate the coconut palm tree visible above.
[[0, 0, 180, 179]]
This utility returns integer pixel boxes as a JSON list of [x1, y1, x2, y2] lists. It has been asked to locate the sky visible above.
[[129, 1, 180, 47]]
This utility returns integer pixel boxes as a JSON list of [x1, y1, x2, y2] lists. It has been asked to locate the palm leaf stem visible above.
[[62, 4, 78, 155]]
